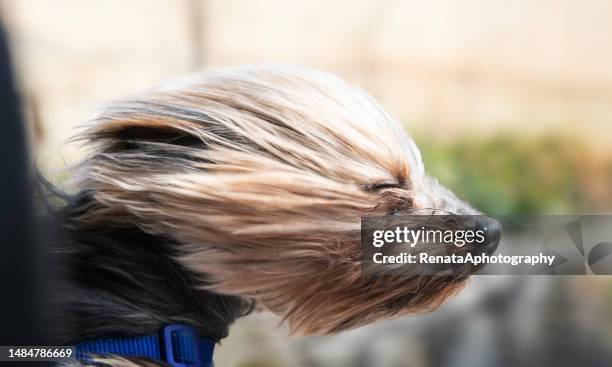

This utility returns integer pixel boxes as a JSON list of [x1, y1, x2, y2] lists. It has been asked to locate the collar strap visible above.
[[75, 324, 215, 367]]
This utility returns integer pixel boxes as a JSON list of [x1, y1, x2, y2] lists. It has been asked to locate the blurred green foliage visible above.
[[414, 133, 608, 215]]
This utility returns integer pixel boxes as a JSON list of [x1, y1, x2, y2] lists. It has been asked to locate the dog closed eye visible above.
[[366, 182, 404, 192]]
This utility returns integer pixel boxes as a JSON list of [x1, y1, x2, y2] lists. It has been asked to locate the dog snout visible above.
[[472, 217, 502, 255]]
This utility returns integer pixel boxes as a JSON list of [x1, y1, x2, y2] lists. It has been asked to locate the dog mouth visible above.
[[362, 214, 503, 278]]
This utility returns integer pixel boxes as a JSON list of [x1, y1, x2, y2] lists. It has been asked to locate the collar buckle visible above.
[[161, 324, 204, 367]]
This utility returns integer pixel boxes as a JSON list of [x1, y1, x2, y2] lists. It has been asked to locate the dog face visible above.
[[76, 65, 498, 335]]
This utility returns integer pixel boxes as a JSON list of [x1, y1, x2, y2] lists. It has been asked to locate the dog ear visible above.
[[98, 124, 203, 152], [82, 100, 207, 151]]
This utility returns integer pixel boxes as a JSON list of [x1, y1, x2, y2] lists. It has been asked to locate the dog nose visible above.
[[472, 217, 502, 255]]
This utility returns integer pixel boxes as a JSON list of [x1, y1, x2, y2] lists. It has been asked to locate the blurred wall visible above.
[[2, 0, 612, 172]]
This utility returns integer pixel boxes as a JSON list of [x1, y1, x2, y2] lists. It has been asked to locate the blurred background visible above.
[[1, 0, 611, 366]]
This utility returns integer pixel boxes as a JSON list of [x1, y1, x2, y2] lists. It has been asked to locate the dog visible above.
[[49, 65, 500, 366]]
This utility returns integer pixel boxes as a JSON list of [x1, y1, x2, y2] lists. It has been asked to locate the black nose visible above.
[[472, 217, 502, 255]]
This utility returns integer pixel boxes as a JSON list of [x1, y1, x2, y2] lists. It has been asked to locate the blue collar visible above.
[[75, 324, 215, 367]]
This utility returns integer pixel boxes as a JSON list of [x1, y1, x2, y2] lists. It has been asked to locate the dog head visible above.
[[74, 65, 499, 335]]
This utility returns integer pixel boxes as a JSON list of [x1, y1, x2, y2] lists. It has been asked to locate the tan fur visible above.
[[71, 65, 474, 335]]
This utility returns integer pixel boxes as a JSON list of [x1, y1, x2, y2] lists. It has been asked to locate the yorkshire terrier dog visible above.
[[51, 65, 500, 366]]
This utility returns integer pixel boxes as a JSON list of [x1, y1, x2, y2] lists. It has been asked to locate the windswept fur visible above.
[[60, 65, 481, 341], [49, 64, 502, 367]]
